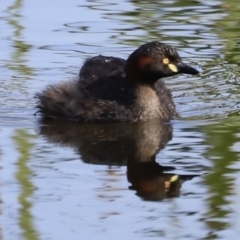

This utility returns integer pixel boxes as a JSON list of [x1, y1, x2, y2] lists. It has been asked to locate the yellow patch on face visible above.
[[162, 58, 169, 64], [168, 63, 178, 73]]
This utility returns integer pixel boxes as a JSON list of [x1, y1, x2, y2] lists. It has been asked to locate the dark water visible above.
[[1, 0, 240, 239]]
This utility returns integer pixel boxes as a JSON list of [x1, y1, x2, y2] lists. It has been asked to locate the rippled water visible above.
[[1, 0, 240, 239]]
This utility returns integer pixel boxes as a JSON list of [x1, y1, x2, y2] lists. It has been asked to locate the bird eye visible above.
[[162, 58, 169, 65]]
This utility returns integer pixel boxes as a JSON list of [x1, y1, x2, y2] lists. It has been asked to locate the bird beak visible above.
[[176, 62, 199, 75], [167, 62, 199, 75]]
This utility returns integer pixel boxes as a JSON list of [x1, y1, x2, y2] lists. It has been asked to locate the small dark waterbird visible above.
[[36, 41, 199, 122]]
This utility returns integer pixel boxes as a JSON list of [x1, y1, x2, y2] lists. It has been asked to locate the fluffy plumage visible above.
[[36, 41, 198, 122]]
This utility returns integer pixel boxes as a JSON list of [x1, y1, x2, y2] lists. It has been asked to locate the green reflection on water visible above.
[[216, 0, 240, 64], [203, 5, 240, 233], [203, 115, 240, 237], [7, 0, 33, 77], [14, 130, 39, 240], [108, 0, 222, 46]]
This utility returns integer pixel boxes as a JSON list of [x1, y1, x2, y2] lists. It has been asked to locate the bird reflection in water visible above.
[[38, 119, 198, 201]]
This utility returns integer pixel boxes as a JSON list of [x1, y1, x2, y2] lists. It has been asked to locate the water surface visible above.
[[1, 0, 240, 239]]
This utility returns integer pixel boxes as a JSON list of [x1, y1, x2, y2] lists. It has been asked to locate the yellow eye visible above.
[[163, 58, 178, 72], [162, 58, 169, 64]]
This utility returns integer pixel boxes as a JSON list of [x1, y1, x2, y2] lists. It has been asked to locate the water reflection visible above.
[[13, 130, 39, 240], [216, 0, 240, 64], [202, 115, 240, 238], [39, 119, 198, 201], [1, 0, 240, 238], [6, 0, 33, 77]]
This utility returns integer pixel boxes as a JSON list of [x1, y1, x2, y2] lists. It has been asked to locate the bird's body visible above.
[[36, 42, 198, 122]]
